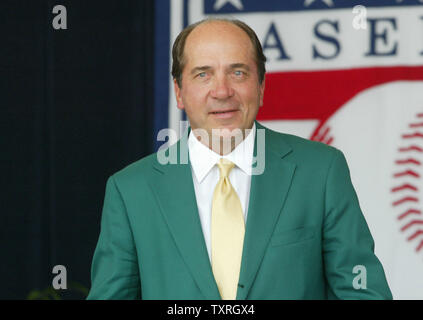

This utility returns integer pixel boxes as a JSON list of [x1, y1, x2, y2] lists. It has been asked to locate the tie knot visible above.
[[217, 158, 235, 178]]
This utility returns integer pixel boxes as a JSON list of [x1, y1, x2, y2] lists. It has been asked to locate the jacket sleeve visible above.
[[323, 149, 393, 299], [87, 175, 141, 299]]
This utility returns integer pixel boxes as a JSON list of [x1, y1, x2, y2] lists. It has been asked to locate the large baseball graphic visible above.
[[315, 81, 423, 298]]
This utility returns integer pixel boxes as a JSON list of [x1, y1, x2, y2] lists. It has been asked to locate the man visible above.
[[87, 18, 392, 299]]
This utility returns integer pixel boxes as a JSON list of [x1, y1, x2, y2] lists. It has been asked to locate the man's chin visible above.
[[210, 126, 244, 139]]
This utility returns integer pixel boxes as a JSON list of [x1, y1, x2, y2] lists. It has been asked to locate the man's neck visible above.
[[192, 125, 255, 156]]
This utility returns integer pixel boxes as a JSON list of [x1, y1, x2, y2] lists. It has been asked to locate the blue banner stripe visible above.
[[204, 0, 423, 14], [154, 0, 170, 151]]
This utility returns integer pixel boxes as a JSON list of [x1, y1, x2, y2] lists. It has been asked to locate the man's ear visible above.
[[259, 78, 265, 107], [173, 79, 184, 110]]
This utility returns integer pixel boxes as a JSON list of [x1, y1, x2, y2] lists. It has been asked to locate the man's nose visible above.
[[210, 75, 234, 99]]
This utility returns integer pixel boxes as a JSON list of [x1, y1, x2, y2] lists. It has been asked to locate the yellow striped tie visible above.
[[211, 158, 245, 300]]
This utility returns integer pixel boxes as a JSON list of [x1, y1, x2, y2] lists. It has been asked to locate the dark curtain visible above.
[[0, 0, 155, 299]]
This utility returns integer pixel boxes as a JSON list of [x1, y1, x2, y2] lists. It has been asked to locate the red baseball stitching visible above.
[[312, 125, 334, 145], [402, 132, 423, 139], [391, 184, 418, 192], [393, 112, 423, 253], [398, 145, 423, 152], [395, 159, 421, 165], [392, 197, 419, 206], [313, 114, 423, 253], [393, 170, 420, 178], [397, 209, 421, 220]]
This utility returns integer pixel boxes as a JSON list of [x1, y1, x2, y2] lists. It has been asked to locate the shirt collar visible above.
[[188, 122, 256, 183]]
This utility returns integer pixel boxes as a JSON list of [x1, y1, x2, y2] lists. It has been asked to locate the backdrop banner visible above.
[[154, 0, 423, 299]]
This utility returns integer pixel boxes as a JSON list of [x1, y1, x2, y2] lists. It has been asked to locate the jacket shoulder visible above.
[[111, 152, 158, 186], [263, 124, 341, 162]]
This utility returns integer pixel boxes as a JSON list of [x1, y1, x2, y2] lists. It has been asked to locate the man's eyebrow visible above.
[[229, 63, 250, 71], [190, 66, 212, 75]]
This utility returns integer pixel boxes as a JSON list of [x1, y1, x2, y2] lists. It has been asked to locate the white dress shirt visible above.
[[188, 123, 256, 262]]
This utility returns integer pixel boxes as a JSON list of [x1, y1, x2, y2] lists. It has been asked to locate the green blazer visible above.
[[87, 122, 392, 300]]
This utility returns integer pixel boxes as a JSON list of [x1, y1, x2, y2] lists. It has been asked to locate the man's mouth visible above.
[[210, 109, 237, 114], [209, 109, 239, 119]]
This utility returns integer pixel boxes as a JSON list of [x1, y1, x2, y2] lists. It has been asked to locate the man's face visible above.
[[174, 21, 265, 140]]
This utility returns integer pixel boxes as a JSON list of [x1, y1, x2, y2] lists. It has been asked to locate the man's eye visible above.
[[198, 72, 207, 78], [234, 70, 244, 76]]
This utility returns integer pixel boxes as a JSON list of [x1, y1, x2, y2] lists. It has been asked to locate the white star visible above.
[[214, 0, 244, 11], [304, 0, 334, 7]]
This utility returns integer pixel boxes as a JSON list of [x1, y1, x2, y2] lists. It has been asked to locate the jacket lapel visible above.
[[151, 132, 221, 300], [236, 122, 296, 300]]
